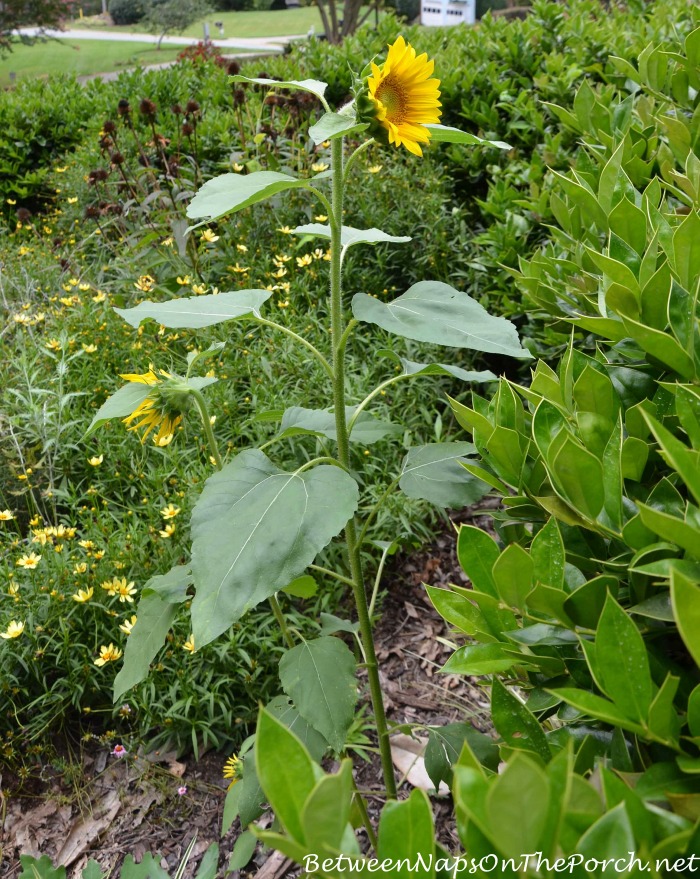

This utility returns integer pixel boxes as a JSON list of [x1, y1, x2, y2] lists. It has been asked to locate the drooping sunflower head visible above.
[[365, 36, 441, 157], [120, 365, 188, 444]]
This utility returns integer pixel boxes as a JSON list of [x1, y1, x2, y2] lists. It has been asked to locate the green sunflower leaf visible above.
[[186, 172, 315, 225], [230, 76, 328, 103], [190, 450, 359, 647], [115, 289, 272, 329], [352, 281, 532, 358], [426, 124, 511, 150], [291, 223, 411, 247]]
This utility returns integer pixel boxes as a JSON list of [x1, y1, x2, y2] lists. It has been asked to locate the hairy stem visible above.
[[330, 136, 397, 800]]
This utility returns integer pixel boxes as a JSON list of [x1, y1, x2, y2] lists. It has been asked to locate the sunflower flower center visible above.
[[375, 76, 408, 125]]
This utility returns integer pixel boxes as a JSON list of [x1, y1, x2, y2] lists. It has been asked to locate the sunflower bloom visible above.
[[94, 643, 123, 666], [223, 754, 242, 789], [120, 366, 184, 444], [366, 36, 441, 157], [1, 620, 25, 639]]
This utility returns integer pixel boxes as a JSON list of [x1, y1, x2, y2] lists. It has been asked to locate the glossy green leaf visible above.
[[672, 210, 700, 291], [492, 543, 533, 610], [550, 434, 605, 519], [637, 504, 700, 558], [301, 759, 354, 852], [377, 790, 435, 879], [279, 637, 357, 753], [595, 595, 653, 722], [115, 289, 272, 329], [643, 413, 700, 506], [620, 315, 694, 378], [399, 442, 487, 509], [255, 708, 318, 844], [530, 517, 565, 590], [577, 803, 635, 865], [671, 568, 700, 667], [456, 525, 500, 597], [442, 643, 525, 675], [486, 753, 550, 858], [190, 450, 358, 646], [426, 585, 485, 636], [352, 281, 531, 358], [491, 678, 551, 762], [647, 674, 681, 744], [186, 171, 314, 223], [551, 689, 646, 736]]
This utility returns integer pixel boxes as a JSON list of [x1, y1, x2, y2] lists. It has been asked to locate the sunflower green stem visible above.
[[330, 135, 397, 800], [269, 593, 296, 649], [190, 388, 223, 471]]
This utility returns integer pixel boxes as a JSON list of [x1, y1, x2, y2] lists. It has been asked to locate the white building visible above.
[[421, 0, 476, 27]]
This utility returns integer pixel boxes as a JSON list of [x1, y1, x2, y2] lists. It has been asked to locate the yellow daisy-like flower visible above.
[[94, 643, 123, 666], [119, 615, 138, 635], [73, 587, 94, 603], [88, 454, 103, 466], [159, 523, 176, 539], [119, 366, 184, 444], [200, 229, 219, 243], [366, 36, 441, 157], [160, 504, 181, 519], [134, 275, 156, 293], [45, 339, 62, 351], [16, 552, 41, 569], [113, 578, 137, 603], [183, 634, 195, 653], [1, 620, 25, 639], [83, 344, 98, 354], [0, 509, 14, 521], [223, 753, 242, 789]]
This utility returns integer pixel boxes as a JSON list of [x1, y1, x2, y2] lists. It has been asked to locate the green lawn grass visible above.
[[0, 39, 258, 86], [71, 7, 326, 39]]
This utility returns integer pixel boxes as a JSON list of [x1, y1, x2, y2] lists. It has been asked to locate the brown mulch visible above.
[[1, 505, 495, 877]]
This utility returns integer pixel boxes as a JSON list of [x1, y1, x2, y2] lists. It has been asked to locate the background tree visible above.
[[1, 0, 76, 56], [313, 0, 383, 43], [143, 0, 211, 49]]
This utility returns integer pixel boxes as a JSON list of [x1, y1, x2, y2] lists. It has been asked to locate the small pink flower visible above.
[[177, 785, 187, 796], [112, 744, 127, 758]]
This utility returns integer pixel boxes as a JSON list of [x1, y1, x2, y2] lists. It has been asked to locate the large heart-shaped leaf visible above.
[[230, 75, 328, 103], [352, 281, 531, 358], [292, 223, 411, 248], [190, 450, 359, 646], [279, 637, 357, 753], [186, 172, 313, 224], [279, 405, 401, 445], [399, 442, 488, 508], [115, 290, 272, 329]]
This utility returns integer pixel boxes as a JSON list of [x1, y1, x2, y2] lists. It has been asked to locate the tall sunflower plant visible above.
[[87, 37, 530, 867]]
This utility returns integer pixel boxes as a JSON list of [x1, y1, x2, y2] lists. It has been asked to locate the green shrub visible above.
[[108, 0, 146, 25]]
